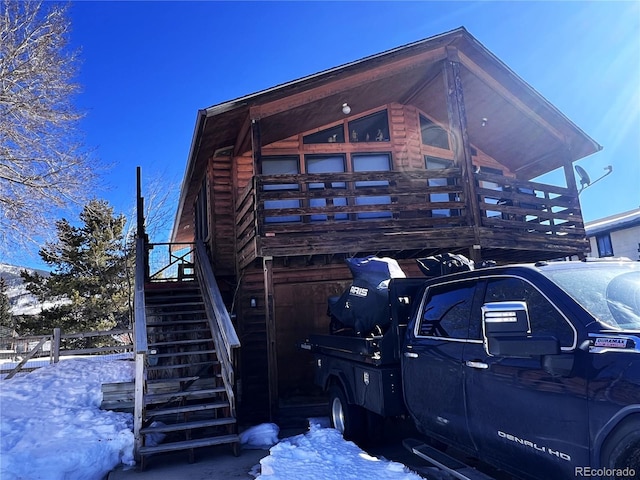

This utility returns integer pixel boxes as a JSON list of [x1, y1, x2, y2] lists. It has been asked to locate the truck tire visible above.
[[600, 416, 640, 478], [329, 385, 365, 441]]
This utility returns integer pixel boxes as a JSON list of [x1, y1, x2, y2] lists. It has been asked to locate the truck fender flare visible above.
[[324, 370, 357, 405], [592, 405, 640, 466]]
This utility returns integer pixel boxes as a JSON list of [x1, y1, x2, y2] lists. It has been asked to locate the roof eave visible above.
[[171, 109, 207, 243]]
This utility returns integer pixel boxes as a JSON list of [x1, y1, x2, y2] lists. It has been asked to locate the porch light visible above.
[[342, 103, 351, 115], [250, 297, 257, 308]]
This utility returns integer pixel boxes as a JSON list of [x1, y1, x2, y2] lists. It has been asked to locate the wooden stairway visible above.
[[138, 282, 239, 467]]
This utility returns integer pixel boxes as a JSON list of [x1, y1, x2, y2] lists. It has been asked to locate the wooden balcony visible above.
[[235, 169, 587, 268]]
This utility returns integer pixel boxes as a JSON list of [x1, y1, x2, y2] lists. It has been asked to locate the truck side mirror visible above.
[[482, 301, 530, 336], [482, 301, 560, 357]]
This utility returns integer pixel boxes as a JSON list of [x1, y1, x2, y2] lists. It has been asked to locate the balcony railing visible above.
[[147, 242, 195, 282], [235, 169, 586, 266], [474, 171, 584, 235]]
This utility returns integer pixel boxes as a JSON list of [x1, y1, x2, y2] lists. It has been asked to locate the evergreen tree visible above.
[[0, 277, 11, 327], [21, 199, 132, 336]]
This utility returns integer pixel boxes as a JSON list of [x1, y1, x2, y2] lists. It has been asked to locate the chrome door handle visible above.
[[404, 352, 418, 358], [465, 360, 488, 369]]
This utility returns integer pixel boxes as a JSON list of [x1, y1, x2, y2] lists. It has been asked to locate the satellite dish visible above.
[[575, 165, 613, 194], [575, 165, 591, 189]]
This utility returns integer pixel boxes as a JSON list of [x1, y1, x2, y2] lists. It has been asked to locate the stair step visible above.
[[147, 361, 218, 372], [147, 319, 208, 327], [145, 386, 226, 404], [147, 327, 210, 335], [145, 400, 230, 417], [147, 376, 201, 385], [147, 307, 206, 314], [147, 379, 217, 393], [102, 379, 219, 397], [146, 292, 202, 300], [149, 338, 211, 348], [146, 310, 206, 317], [138, 434, 239, 455], [101, 401, 134, 411], [150, 349, 216, 359], [147, 300, 204, 306], [147, 300, 204, 307], [146, 298, 203, 305], [141, 417, 236, 434]]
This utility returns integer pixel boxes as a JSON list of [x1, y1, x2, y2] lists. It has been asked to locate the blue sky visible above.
[[16, 1, 640, 267]]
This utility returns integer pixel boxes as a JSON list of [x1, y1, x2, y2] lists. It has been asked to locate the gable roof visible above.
[[585, 208, 640, 236], [172, 27, 601, 243]]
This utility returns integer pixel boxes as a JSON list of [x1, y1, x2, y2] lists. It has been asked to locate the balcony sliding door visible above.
[[262, 156, 301, 223], [305, 155, 347, 221], [352, 153, 392, 219]]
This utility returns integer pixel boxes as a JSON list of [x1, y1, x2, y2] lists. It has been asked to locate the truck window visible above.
[[417, 281, 475, 339], [485, 277, 576, 348]]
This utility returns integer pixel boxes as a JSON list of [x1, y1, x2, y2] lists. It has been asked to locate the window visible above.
[[352, 153, 392, 219], [262, 156, 301, 223], [420, 115, 449, 150], [305, 155, 347, 221], [426, 156, 457, 217], [348, 110, 389, 143], [303, 124, 345, 144], [477, 166, 504, 218], [484, 277, 575, 348], [194, 177, 209, 241], [596, 234, 614, 257], [417, 281, 476, 339]]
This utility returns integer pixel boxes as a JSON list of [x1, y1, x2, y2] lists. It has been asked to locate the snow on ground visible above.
[[0, 357, 135, 480], [254, 421, 424, 480], [1, 358, 425, 480]]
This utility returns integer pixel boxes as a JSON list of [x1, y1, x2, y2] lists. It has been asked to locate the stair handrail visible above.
[[133, 235, 148, 460], [134, 236, 148, 354], [194, 240, 240, 415]]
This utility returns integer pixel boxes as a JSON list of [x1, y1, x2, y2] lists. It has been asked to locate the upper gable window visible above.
[[303, 124, 345, 144], [420, 115, 450, 150], [348, 110, 389, 143]]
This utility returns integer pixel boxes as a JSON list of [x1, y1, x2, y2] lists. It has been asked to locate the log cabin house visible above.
[[165, 27, 601, 425]]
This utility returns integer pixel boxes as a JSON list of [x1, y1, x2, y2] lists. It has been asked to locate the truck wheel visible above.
[[329, 385, 365, 441], [601, 417, 640, 478]]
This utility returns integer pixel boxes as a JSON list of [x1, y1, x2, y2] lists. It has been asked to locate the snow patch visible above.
[[255, 421, 423, 480], [0, 357, 135, 480]]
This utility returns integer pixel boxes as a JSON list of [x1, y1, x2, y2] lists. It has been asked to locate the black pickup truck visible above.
[[301, 259, 640, 480]]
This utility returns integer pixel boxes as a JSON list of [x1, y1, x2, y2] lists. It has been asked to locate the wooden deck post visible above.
[[444, 46, 482, 261], [51, 328, 60, 364], [133, 352, 145, 461], [262, 256, 278, 421], [251, 118, 262, 173]]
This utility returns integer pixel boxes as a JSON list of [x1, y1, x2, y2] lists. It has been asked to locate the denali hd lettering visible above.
[[498, 431, 571, 461]]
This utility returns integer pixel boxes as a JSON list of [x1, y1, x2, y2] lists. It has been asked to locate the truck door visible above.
[[402, 279, 480, 451], [463, 276, 589, 479]]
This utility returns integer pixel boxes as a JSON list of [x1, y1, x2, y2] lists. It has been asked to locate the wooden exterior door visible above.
[[274, 280, 351, 403]]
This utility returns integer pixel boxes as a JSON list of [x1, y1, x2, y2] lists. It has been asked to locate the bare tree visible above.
[[136, 173, 180, 243], [0, 1, 96, 256]]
